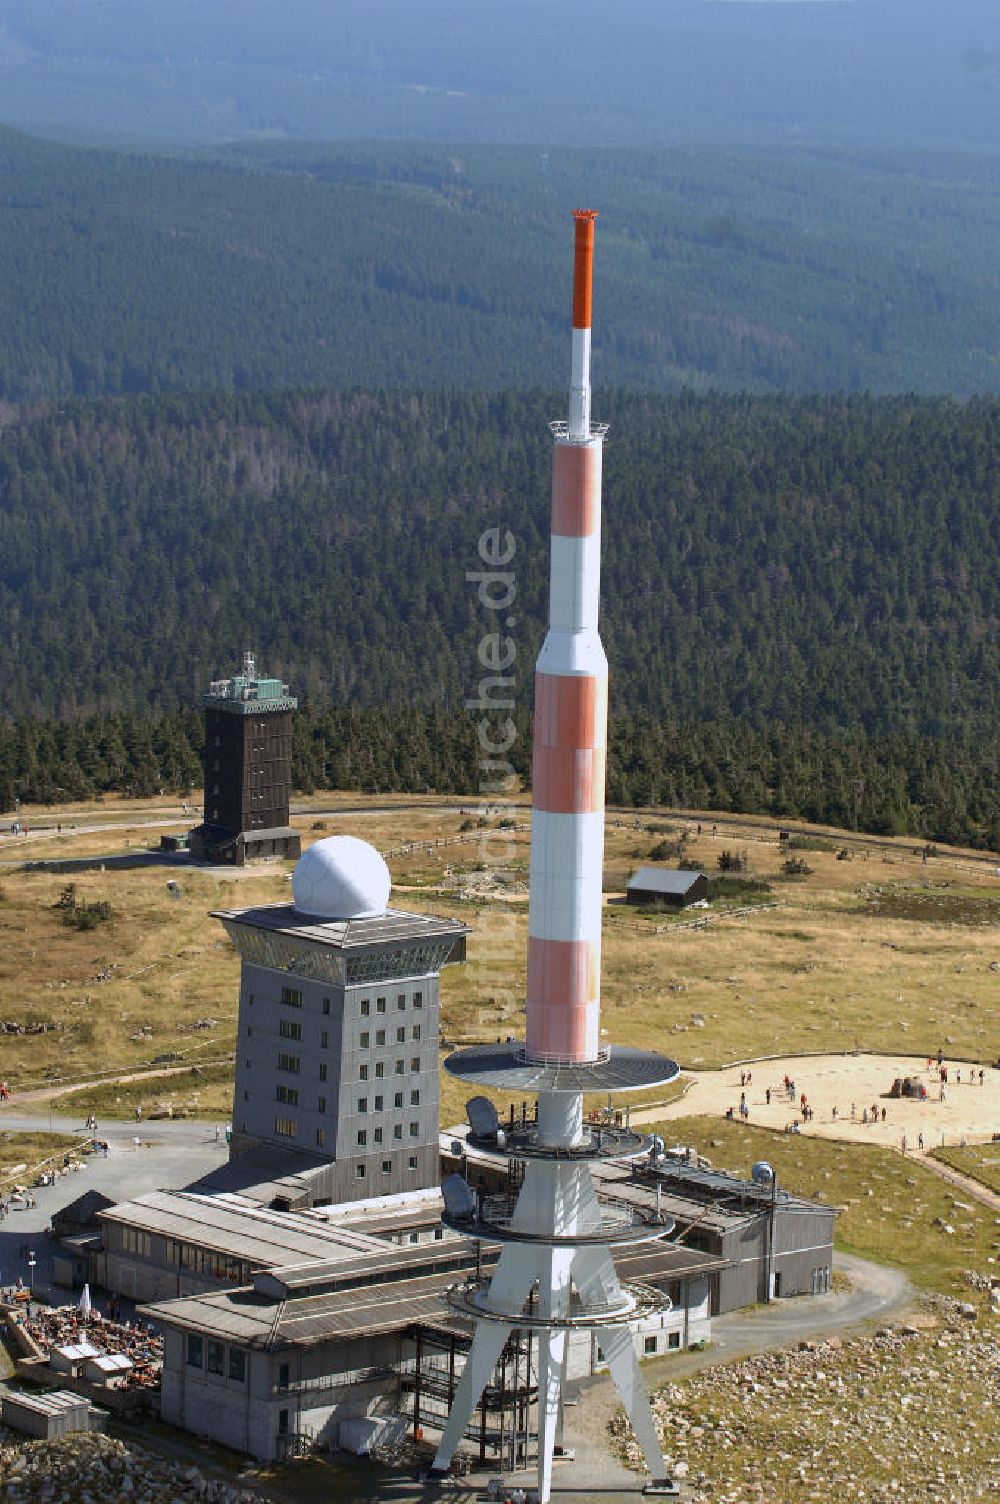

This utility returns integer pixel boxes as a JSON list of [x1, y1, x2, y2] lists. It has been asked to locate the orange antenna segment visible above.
[[572, 209, 598, 330]]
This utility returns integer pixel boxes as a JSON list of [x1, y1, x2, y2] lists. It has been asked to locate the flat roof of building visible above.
[[444, 1131, 833, 1233], [213, 903, 468, 954], [593, 1159, 836, 1227], [141, 1236, 724, 1351], [98, 1190, 390, 1269], [194, 1142, 336, 1208]]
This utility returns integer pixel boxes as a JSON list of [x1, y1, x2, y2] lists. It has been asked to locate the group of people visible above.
[[731, 1053, 990, 1151]]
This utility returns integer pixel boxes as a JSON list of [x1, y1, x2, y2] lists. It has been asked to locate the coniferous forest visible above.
[[0, 388, 997, 849]]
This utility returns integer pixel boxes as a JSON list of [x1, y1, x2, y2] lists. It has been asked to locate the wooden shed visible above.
[[626, 867, 708, 910]]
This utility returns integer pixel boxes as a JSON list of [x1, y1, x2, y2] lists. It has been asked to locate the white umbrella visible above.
[[78, 1283, 91, 1319]]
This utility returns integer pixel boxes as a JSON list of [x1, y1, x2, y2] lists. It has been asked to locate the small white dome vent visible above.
[[292, 835, 391, 920]]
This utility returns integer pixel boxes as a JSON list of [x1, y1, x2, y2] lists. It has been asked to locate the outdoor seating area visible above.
[[5, 1299, 162, 1392]]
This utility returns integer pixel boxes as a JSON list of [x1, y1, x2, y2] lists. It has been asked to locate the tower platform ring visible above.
[[444, 1042, 680, 1094], [443, 1196, 674, 1249], [466, 1121, 656, 1163], [447, 1279, 666, 1329]]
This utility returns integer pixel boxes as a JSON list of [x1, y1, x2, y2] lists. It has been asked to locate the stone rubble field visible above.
[[615, 1297, 1000, 1502], [0, 1430, 271, 1504]]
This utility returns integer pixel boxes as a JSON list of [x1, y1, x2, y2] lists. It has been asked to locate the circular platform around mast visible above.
[[443, 1042, 680, 1094]]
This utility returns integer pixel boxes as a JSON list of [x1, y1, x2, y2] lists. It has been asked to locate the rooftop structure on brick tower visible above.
[[189, 652, 301, 866], [213, 835, 468, 1210], [431, 214, 681, 1498]]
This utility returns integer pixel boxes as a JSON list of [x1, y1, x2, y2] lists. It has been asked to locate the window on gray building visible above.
[[277, 1053, 299, 1074], [395, 1060, 405, 1075], [279, 1019, 302, 1040], [413, 992, 423, 1009], [396, 1027, 405, 1044], [394, 1125, 403, 1141], [317, 1096, 326, 1113], [360, 1032, 370, 1048], [275, 1117, 296, 1137], [643, 1336, 657, 1356], [412, 1025, 421, 1041], [407, 1155, 418, 1169], [359, 1064, 369, 1081], [229, 1349, 246, 1383], [375, 1029, 386, 1046], [316, 1128, 325, 1148], [358, 1096, 368, 1113], [668, 1332, 681, 1350], [409, 1122, 419, 1138], [375, 1063, 384, 1079], [374, 1127, 383, 1143], [281, 986, 303, 1009], [187, 1334, 203, 1368], [411, 1057, 420, 1072], [394, 1092, 403, 1108], [276, 1085, 298, 1106], [411, 1090, 420, 1106], [277, 1363, 289, 1391], [207, 1341, 224, 1375], [376, 997, 386, 1013], [320, 1031, 328, 1048], [356, 1164, 366, 1180], [357, 1130, 367, 1147], [319, 1063, 327, 1082], [374, 1094, 383, 1110], [322, 998, 331, 1015], [397, 995, 406, 1011], [381, 1159, 392, 1174], [360, 1000, 370, 1016]]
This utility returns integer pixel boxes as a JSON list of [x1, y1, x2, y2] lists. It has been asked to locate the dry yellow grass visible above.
[[0, 801, 997, 1134]]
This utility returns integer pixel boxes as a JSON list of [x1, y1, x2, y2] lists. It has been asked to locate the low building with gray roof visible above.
[[626, 867, 708, 908]]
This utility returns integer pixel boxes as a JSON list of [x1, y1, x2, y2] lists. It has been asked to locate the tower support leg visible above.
[[598, 1323, 669, 1481], [572, 1245, 669, 1481], [431, 1319, 512, 1474], [535, 1326, 567, 1504]]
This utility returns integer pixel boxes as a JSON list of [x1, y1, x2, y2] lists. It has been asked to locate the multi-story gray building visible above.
[[216, 836, 467, 1208]]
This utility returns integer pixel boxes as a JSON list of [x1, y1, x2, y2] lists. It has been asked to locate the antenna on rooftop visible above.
[[242, 650, 257, 681]]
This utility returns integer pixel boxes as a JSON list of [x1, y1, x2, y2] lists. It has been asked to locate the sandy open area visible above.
[[634, 1051, 1000, 1151]]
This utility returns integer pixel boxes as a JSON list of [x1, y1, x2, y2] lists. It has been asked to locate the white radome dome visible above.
[[292, 835, 391, 920]]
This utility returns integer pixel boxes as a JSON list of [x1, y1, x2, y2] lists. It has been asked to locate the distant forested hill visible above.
[[1, 129, 1000, 401], [0, 389, 996, 746], [0, 0, 997, 154]]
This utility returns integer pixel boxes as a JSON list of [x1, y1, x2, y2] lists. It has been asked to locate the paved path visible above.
[[0, 1118, 228, 1293]]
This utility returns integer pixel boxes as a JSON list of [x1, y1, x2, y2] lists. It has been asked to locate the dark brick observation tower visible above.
[[189, 653, 301, 866]]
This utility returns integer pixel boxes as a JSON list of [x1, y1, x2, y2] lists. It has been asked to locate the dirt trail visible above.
[[0, 1058, 230, 1107], [912, 1148, 1000, 1212]]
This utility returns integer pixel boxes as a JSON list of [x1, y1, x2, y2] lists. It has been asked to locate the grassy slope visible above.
[[2, 799, 997, 1131]]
